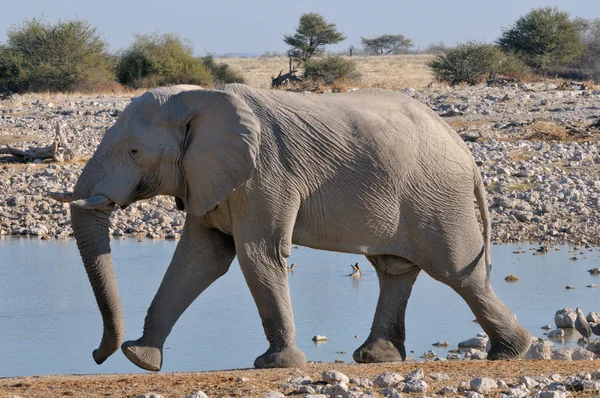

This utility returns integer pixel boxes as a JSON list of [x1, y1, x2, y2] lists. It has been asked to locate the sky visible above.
[[1, 0, 599, 56]]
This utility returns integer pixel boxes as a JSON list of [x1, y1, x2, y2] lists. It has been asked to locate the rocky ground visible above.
[[1, 360, 600, 397]]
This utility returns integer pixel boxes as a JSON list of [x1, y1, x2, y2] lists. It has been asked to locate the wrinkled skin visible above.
[[66, 83, 531, 371]]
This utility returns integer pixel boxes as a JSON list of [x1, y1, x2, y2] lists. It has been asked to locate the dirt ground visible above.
[[2, 360, 600, 397]]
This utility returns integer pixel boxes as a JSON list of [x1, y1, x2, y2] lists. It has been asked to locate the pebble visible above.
[[186, 391, 208, 398], [470, 377, 498, 394], [322, 370, 349, 384]]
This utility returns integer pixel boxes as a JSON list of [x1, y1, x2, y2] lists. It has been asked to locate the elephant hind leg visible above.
[[353, 255, 420, 363], [422, 246, 531, 360]]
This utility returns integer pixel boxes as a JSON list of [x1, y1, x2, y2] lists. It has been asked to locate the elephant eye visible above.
[[130, 149, 138, 155]]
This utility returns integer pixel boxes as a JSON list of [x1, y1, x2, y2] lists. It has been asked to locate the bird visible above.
[[575, 307, 592, 343], [348, 262, 361, 278], [287, 263, 296, 271], [588, 268, 600, 275]]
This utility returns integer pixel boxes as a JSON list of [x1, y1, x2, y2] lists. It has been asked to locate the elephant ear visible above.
[[175, 89, 260, 216]]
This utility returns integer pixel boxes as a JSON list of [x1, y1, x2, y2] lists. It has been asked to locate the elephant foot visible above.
[[487, 325, 532, 360], [254, 345, 306, 368], [121, 339, 163, 371], [353, 337, 405, 363]]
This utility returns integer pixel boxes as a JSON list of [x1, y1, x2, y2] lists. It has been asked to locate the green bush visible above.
[[303, 56, 359, 85], [202, 54, 244, 84], [497, 7, 584, 72], [116, 33, 213, 89], [429, 42, 499, 85], [0, 19, 114, 92]]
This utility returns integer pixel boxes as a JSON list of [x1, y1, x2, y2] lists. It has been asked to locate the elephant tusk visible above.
[[71, 195, 114, 210], [48, 191, 73, 203]]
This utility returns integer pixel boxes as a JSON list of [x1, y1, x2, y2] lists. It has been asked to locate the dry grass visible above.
[[528, 120, 569, 141], [217, 55, 435, 90]]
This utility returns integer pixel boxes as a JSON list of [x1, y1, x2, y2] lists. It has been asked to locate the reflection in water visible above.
[[0, 237, 599, 376]]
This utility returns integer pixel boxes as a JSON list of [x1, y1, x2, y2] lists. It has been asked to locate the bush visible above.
[[201, 54, 244, 85], [0, 19, 114, 93], [116, 33, 213, 89], [429, 42, 498, 85], [303, 56, 359, 85], [497, 7, 584, 72], [576, 18, 600, 81]]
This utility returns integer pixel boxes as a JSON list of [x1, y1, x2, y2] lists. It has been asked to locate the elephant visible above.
[[51, 83, 531, 371]]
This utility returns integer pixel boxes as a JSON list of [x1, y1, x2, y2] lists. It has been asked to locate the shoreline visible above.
[[2, 360, 600, 397]]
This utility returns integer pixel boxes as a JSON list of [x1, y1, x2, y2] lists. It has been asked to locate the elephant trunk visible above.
[[71, 160, 124, 364]]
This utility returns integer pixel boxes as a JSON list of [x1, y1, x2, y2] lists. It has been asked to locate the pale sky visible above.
[[1, 0, 598, 55]]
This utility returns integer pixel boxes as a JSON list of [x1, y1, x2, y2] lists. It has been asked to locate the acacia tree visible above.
[[361, 34, 413, 55], [284, 12, 345, 66], [496, 7, 584, 71]]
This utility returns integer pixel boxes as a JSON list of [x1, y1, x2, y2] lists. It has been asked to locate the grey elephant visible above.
[[51, 83, 531, 371]]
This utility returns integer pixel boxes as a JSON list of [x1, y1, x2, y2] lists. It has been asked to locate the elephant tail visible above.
[[473, 167, 491, 274]]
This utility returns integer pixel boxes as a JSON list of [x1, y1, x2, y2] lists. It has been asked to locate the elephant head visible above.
[[52, 85, 260, 364]]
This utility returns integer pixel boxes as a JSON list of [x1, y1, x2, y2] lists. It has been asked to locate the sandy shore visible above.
[[2, 360, 600, 397]]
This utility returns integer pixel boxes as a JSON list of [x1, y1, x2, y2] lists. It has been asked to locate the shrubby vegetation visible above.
[[430, 8, 600, 85], [0, 19, 114, 92], [303, 56, 360, 85], [0, 21, 242, 93]]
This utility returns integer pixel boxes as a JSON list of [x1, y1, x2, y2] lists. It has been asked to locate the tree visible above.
[[496, 7, 584, 71], [1, 18, 113, 92], [360, 34, 413, 55], [577, 18, 600, 81], [284, 12, 345, 65]]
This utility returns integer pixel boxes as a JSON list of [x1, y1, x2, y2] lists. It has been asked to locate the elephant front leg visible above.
[[236, 241, 306, 368], [122, 219, 236, 371], [354, 255, 420, 363]]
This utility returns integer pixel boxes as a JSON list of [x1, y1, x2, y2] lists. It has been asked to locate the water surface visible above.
[[1, 237, 599, 377]]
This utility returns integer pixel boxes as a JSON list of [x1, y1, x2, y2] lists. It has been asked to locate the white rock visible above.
[[429, 372, 450, 381], [374, 372, 404, 387], [407, 368, 424, 380], [263, 391, 284, 398], [525, 340, 554, 359], [403, 378, 427, 393], [380, 387, 403, 398], [470, 377, 498, 394], [136, 394, 164, 398], [551, 348, 574, 360], [548, 329, 565, 338], [572, 347, 595, 360], [312, 335, 328, 341], [186, 391, 208, 398], [458, 336, 489, 348], [554, 308, 577, 328], [322, 370, 349, 384]]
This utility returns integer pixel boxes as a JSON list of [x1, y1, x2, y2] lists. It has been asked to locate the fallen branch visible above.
[[0, 122, 74, 162]]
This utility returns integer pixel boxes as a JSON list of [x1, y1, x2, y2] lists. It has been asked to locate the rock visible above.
[[565, 285, 576, 289], [508, 384, 530, 398], [312, 335, 328, 341], [432, 341, 449, 346], [136, 394, 164, 398], [587, 312, 600, 323], [289, 375, 312, 385], [374, 372, 404, 388], [322, 370, 349, 384], [470, 377, 498, 394], [537, 392, 568, 398], [380, 387, 403, 398], [459, 336, 489, 348], [551, 348, 574, 360], [465, 392, 484, 398], [421, 350, 437, 359], [263, 391, 285, 398], [525, 340, 553, 359], [447, 353, 461, 360], [541, 325, 552, 330], [519, 376, 538, 389], [548, 329, 565, 338], [554, 308, 577, 328], [186, 391, 209, 398], [428, 372, 450, 381], [572, 347, 595, 360], [438, 386, 458, 394], [407, 368, 424, 380], [587, 341, 600, 354], [497, 380, 509, 389], [403, 378, 427, 393], [505, 274, 519, 282], [324, 382, 349, 396]]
